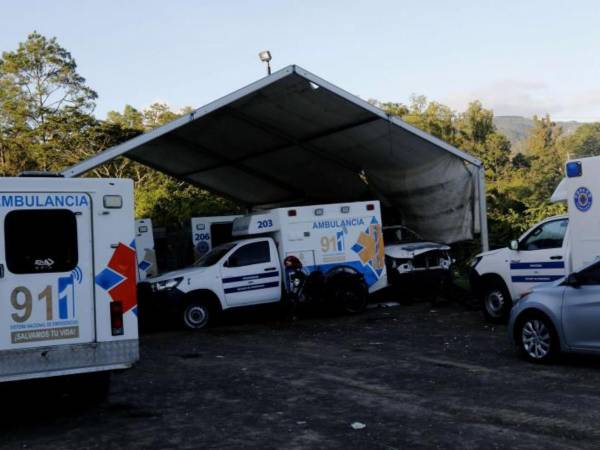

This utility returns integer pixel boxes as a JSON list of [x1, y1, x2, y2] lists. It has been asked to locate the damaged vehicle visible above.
[[383, 225, 452, 296]]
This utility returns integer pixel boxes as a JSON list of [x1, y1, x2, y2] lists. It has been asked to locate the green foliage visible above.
[[559, 122, 600, 159], [0, 32, 98, 173], [0, 32, 593, 244], [0, 32, 240, 227]]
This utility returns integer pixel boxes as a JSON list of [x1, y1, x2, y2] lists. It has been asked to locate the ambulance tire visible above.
[[182, 300, 213, 330], [332, 278, 368, 314], [481, 280, 511, 323]]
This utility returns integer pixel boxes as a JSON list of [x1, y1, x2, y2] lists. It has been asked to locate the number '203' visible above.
[[257, 219, 273, 229]]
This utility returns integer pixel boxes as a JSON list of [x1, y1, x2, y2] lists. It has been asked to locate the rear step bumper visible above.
[[0, 339, 138, 383]]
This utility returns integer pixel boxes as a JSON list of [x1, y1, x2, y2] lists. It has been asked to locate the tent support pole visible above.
[[478, 166, 489, 252]]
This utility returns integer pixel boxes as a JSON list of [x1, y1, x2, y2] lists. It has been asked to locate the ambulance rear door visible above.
[[0, 192, 95, 350]]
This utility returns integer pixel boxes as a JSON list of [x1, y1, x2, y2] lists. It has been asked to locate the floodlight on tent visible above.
[[258, 50, 272, 75], [258, 50, 272, 62]]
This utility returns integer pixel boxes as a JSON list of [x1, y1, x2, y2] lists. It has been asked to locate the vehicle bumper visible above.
[[0, 339, 138, 383], [469, 268, 482, 296], [137, 283, 187, 319], [388, 267, 452, 288]]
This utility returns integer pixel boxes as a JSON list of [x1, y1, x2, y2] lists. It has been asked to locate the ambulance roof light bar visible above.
[[566, 161, 582, 177]]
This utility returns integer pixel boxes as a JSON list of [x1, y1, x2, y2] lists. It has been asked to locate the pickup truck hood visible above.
[[147, 266, 208, 283], [476, 248, 505, 258], [385, 242, 450, 259]]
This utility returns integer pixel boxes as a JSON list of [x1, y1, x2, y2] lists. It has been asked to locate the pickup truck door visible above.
[[510, 218, 568, 297], [562, 261, 600, 350], [220, 240, 281, 307]]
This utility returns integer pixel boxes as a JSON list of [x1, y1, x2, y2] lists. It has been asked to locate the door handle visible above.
[[550, 255, 563, 260], [264, 267, 277, 272]]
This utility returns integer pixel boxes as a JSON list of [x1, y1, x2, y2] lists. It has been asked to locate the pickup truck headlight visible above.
[[151, 277, 183, 292]]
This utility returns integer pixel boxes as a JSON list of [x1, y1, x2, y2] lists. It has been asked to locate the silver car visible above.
[[509, 259, 600, 363]]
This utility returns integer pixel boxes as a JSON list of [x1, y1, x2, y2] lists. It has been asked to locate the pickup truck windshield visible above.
[[194, 242, 236, 267], [384, 227, 421, 245]]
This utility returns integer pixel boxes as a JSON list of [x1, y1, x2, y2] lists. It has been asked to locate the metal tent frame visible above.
[[63, 65, 488, 250]]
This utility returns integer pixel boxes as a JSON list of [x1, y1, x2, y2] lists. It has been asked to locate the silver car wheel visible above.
[[485, 289, 506, 317], [184, 304, 209, 329], [521, 319, 551, 359]]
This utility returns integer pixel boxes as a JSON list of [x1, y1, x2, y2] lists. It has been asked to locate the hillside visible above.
[[493, 115, 582, 153]]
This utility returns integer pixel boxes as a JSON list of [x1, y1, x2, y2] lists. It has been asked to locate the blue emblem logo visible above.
[[574, 186, 593, 212], [196, 241, 210, 255]]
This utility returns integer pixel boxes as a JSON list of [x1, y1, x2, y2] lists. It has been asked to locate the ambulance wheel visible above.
[[482, 281, 511, 323], [183, 301, 211, 330], [335, 279, 368, 314]]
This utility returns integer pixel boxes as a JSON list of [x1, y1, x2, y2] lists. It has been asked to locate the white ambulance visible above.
[[140, 201, 387, 329], [0, 175, 138, 390], [135, 218, 157, 281], [471, 155, 600, 322], [190, 214, 242, 258]]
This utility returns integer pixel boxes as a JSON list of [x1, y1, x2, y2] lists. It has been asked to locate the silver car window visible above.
[[577, 261, 600, 285]]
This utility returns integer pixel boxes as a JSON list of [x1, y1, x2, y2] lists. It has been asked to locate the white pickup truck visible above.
[[139, 201, 388, 329], [471, 155, 600, 322], [470, 214, 569, 322]]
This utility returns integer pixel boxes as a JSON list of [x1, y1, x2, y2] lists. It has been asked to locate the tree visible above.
[[0, 31, 98, 172], [559, 122, 600, 159], [524, 115, 564, 207]]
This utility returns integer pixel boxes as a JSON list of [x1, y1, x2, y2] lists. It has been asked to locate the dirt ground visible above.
[[3, 296, 600, 449]]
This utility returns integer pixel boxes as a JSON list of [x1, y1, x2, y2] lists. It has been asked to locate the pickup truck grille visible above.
[[412, 251, 447, 269]]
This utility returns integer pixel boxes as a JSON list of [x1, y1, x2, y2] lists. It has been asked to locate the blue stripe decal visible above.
[[224, 281, 280, 294], [510, 261, 565, 269], [223, 272, 280, 283], [511, 275, 564, 283]]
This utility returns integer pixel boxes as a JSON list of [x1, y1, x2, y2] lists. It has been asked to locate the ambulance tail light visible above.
[[366, 204, 375, 211], [288, 209, 297, 217], [110, 301, 124, 336]]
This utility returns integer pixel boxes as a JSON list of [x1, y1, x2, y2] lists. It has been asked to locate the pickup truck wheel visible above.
[[482, 281, 511, 323], [183, 301, 211, 330]]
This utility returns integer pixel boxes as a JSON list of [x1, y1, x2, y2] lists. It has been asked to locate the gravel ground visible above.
[[3, 297, 600, 449]]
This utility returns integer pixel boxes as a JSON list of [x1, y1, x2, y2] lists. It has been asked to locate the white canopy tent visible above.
[[64, 65, 488, 249]]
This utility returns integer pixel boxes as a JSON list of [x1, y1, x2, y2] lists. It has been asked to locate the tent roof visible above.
[[64, 65, 485, 243]]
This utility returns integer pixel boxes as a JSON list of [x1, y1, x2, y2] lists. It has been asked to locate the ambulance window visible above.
[[521, 219, 568, 251], [227, 241, 270, 267], [5, 209, 78, 274]]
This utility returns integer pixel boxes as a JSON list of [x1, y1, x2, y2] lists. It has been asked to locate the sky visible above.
[[1, 0, 600, 121]]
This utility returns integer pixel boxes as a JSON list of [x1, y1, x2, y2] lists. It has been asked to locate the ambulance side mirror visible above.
[[510, 240, 520, 251]]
